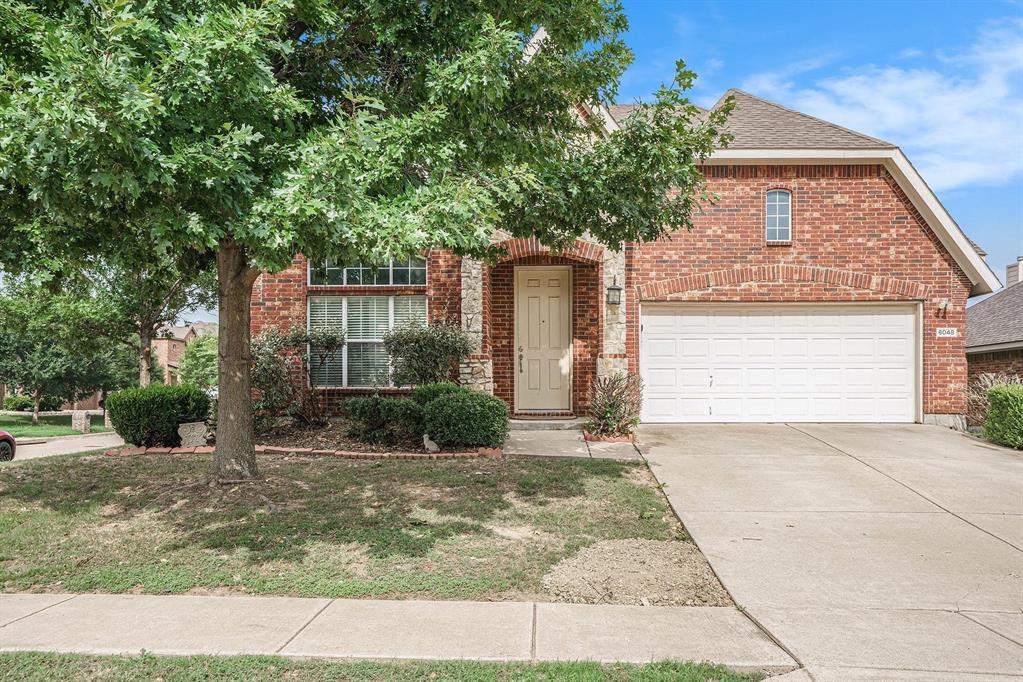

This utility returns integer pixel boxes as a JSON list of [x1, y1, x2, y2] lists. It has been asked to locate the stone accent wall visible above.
[[625, 164, 974, 419], [599, 247, 628, 379]]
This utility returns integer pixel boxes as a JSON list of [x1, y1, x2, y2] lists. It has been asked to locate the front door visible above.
[[514, 267, 572, 412]]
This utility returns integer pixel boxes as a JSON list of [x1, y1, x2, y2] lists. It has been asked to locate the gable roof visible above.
[[605, 91, 998, 295], [966, 283, 1023, 351]]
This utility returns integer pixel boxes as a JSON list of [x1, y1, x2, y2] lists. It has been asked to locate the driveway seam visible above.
[[274, 598, 335, 654], [530, 602, 538, 661], [786, 424, 1023, 553], [959, 611, 1023, 648], [0, 594, 78, 629]]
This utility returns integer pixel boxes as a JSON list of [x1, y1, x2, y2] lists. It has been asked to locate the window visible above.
[[308, 295, 427, 387], [309, 257, 427, 286], [765, 190, 791, 241]]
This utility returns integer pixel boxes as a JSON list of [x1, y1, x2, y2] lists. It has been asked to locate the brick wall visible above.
[[626, 164, 973, 416], [967, 349, 1023, 382], [490, 256, 600, 414]]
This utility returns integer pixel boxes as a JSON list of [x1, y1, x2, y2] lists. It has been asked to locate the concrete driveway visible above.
[[638, 423, 1023, 681]]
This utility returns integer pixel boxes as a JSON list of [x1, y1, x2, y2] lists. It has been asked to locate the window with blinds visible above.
[[308, 295, 427, 387], [309, 257, 427, 286]]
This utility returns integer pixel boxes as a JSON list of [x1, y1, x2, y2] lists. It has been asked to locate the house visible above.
[[966, 257, 1023, 381], [251, 90, 999, 428], [152, 322, 218, 385]]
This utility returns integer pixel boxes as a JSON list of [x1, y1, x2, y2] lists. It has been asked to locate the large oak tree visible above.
[[0, 0, 730, 481]]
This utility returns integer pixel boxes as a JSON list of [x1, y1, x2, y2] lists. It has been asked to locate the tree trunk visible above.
[[139, 330, 154, 386], [31, 389, 42, 425], [213, 238, 261, 482]]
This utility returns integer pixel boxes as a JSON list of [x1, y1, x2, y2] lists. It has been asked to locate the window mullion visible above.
[[341, 297, 349, 387]]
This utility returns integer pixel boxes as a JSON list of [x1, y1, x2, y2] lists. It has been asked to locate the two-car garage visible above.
[[639, 304, 920, 423]]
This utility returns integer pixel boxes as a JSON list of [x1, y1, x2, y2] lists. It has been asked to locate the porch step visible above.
[[509, 418, 586, 431]]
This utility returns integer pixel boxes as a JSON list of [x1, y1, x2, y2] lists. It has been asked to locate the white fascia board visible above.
[[965, 340, 1023, 354], [704, 148, 1000, 295]]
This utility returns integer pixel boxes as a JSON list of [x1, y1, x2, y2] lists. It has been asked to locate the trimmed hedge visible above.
[[106, 384, 211, 447], [410, 382, 469, 406], [344, 396, 424, 444], [984, 384, 1023, 449], [424, 391, 508, 448]]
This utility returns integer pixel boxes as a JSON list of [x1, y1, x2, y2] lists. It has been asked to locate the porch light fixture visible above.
[[606, 276, 623, 306]]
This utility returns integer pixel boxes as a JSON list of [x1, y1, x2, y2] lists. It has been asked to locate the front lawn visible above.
[[0, 653, 762, 681], [0, 451, 727, 604], [0, 413, 110, 439]]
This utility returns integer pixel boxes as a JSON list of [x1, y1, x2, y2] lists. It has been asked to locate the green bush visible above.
[[344, 396, 424, 444], [383, 323, 474, 387], [424, 391, 508, 448], [984, 384, 1023, 449], [3, 395, 33, 411], [586, 372, 643, 437], [410, 382, 470, 406], [106, 384, 211, 447]]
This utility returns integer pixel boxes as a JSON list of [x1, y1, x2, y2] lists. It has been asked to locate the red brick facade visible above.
[[251, 163, 976, 420], [625, 164, 973, 417], [967, 349, 1023, 383]]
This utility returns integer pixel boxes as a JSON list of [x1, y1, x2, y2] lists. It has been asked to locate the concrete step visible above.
[[509, 418, 586, 431]]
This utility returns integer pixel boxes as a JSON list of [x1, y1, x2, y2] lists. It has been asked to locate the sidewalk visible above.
[[505, 430, 641, 460], [0, 593, 795, 673], [12, 432, 124, 461]]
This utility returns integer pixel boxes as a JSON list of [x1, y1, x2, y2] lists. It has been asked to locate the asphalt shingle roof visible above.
[[966, 283, 1023, 349], [608, 90, 895, 149]]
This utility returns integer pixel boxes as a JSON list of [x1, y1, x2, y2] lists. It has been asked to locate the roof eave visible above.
[[965, 340, 1023, 354], [704, 148, 1001, 296]]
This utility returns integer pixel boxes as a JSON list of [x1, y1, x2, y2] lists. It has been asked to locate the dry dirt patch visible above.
[[541, 538, 731, 606]]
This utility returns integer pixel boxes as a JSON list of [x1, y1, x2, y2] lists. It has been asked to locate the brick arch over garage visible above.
[[637, 265, 931, 300], [496, 236, 604, 265]]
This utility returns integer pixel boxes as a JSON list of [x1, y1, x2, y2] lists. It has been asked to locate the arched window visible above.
[[766, 190, 791, 242]]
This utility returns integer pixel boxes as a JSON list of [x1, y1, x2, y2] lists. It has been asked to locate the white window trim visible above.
[[307, 256, 429, 287], [765, 189, 792, 242], [308, 294, 428, 388]]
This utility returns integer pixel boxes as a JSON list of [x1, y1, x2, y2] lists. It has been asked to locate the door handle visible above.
[[519, 353, 523, 373]]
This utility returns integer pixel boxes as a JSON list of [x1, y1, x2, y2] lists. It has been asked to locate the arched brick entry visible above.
[[496, 236, 604, 265]]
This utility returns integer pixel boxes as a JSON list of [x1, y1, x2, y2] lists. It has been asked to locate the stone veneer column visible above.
[[458, 257, 494, 393], [597, 247, 628, 379]]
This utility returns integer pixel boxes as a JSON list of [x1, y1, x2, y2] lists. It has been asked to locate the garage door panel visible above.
[[640, 305, 917, 423]]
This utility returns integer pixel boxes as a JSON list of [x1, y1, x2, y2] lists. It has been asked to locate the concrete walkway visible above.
[[10, 432, 124, 461], [504, 429, 641, 460], [638, 423, 1023, 681], [0, 593, 795, 673]]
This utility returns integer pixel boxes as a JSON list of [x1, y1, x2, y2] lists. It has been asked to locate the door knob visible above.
[[519, 353, 523, 373]]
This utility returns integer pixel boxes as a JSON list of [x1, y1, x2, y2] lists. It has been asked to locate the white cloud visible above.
[[739, 19, 1023, 192]]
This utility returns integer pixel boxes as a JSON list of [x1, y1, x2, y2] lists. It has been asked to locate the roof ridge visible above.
[[724, 88, 896, 148]]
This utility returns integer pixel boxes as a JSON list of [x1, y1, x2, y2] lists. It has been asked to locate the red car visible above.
[[0, 431, 14, 461]]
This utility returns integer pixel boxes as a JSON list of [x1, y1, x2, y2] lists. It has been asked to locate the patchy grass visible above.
[[0, 451, 693, 601], [0, 652, 763, 681], [0, 413, 109, 439]]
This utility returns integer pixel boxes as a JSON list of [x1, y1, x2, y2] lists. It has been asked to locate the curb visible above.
[[105, 445, 503, 460]]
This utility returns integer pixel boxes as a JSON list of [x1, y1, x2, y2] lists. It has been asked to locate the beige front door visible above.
[[514, 266, 572, 411]]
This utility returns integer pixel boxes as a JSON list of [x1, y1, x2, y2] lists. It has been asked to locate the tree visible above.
[[0, 2, 730, 481], [179, 332, 218, 390], [0, 281, 128, 423]]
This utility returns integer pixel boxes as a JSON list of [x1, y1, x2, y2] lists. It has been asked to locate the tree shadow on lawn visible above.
[[0, 453, 638, 566]]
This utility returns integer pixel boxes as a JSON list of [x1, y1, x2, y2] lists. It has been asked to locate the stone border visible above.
[[105, 445, 502, 460]]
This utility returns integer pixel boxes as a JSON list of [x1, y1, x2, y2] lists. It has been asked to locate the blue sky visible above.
[[617, 0, 1023, 290]]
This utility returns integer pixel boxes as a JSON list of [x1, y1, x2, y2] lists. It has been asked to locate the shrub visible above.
[[106, 384, 211, 447], [4, 395, 33, 411], [345, 396, 424, 444], [424, 391, 508, 448], [586, 372, 643, 437], [410, 382, 470, 406], [383, 323, 474, 387], [179, 333, 218, 389], [968, 372, 1022, 426], [984, 384, 1023, 449]]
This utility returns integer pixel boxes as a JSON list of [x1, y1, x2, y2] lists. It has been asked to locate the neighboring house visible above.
[[966, 257, 1023, 381], [153, 322, 218, 384], [251, 90, 999, 428]]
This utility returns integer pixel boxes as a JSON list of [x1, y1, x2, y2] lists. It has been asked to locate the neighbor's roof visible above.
[[608, 90, 894, 149], [966, 283, 1023, 350]]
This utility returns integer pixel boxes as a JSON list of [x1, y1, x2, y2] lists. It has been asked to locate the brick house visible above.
[[966, 257, 1023, 382], [251, 90, 999, 428], [153, 322, 218, 385]]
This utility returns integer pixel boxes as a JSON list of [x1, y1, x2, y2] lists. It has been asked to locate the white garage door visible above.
[[640, 305, 918, 423]]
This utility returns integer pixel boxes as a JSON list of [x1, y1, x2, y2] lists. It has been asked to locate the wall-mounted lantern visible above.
[[606, 276, 623, 306]]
